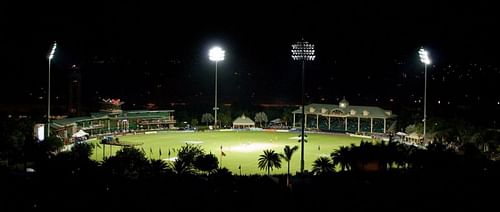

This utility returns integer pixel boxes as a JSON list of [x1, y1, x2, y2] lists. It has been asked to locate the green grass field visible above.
[[90, 131, 364, 175]]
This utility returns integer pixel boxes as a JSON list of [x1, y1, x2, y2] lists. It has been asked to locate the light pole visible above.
[[418, 47, 431, 144], [209, 47, 225, 129], [291, 39, 315, 173], [47, 41, 57, 137]]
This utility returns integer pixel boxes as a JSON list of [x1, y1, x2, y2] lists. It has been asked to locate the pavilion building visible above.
[[51, 99, 175, 143], [292, 98, 396, 134], [232, 114, 255, 129]]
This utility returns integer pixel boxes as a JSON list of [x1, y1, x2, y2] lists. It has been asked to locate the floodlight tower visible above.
[[47, 41, 57, 137], [418, 47, 431, 144], [291, 39, 315, 173], [209, 47, 225, 129]]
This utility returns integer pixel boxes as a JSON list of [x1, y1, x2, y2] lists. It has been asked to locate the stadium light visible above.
[[209, 47, 225, 129], [418, 47, 430, 144], [291, 39, 315, 173], [47, 41, 57, 137], [418, 48, 431, 65]]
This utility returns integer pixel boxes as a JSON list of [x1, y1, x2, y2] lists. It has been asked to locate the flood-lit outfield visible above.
[[90, 131, 364, 175]]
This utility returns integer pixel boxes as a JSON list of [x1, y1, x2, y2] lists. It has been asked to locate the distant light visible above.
[[498, 101, 500, 105], [418, 48, 431, 65], [48, 42, 57, 60], [291, 40, 315, 61], [209, 47, 225, 62], [438, 100, 441, 104], [36, 124, 45, 141]]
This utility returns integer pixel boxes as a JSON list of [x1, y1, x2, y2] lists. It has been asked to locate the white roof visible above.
[[72, 130, 89, 138], [396, 132, 408, 136]]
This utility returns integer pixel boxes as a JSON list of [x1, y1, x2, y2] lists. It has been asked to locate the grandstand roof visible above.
[[52, 110, 175, 128], [125, 110, 174, 113], [233, 114, 255, 125], [124, 110, 173, 118], [52, 116, 95, 127], [292, 101, 396, 119]]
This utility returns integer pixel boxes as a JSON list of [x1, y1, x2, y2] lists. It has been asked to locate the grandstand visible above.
[[292, 98, 396, 134], [51, 99, 175, 143]]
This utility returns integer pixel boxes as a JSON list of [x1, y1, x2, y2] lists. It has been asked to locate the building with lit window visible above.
[[51, 99, 175, 143]]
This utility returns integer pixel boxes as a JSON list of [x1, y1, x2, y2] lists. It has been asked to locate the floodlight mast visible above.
[[418, 47, 431, 144], [209, 47, 225, 129], [291, 40, 315, 173], [47, 41, 57, 137]]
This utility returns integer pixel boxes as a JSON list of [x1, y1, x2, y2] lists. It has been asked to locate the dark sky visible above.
[[1, 1, 500, 113]]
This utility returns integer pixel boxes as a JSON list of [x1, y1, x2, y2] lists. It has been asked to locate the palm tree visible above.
[[311, 156, 335, 175], [386, 141, 407, 169], [258, 149, 282, 175], [171, 159, 192, 175], [280, 145, 299, 186], [331, 146, 351, 171], [147, 159, 169, 177]]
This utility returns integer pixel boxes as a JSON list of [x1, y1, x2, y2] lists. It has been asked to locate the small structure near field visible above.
[[72, 129, 89, 143], [232, 114, 255, 129], [269, 118, 287, 128]]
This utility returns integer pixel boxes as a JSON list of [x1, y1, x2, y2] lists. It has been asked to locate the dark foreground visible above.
[[1, 168, 499, 212]]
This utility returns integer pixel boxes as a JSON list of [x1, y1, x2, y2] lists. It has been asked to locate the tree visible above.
[[210, 167, 234, 191], [218, 111, 232, 128], [171, 158, 192, 175], [43, 142, 98, 177], [281, 108, 294, 127], [193, 153, 219, 174], [102, 147, 149, 179], [258, 149, 282, 175], [382, 141, 409, 170], [201, 113, 214, 127], [280, 145, 298, 186], [0, 118, 36, 167], [405, 124, 423, 137], [254, 112, 268, 128], [331, 146, 351, 171], [146, 159, 170, 177], [311, 156, 335, 175], [177, 144, 204, 166], [36, 136, 64, 160], [191, 118, 199, 127], [354, 140, 377, 170], [71, 142, 93, 161], [212, 167, 232, 175], [0, 126, 27, 166]]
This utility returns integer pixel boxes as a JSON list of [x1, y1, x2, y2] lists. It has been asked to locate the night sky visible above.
[[2, 1, 500, 119]]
